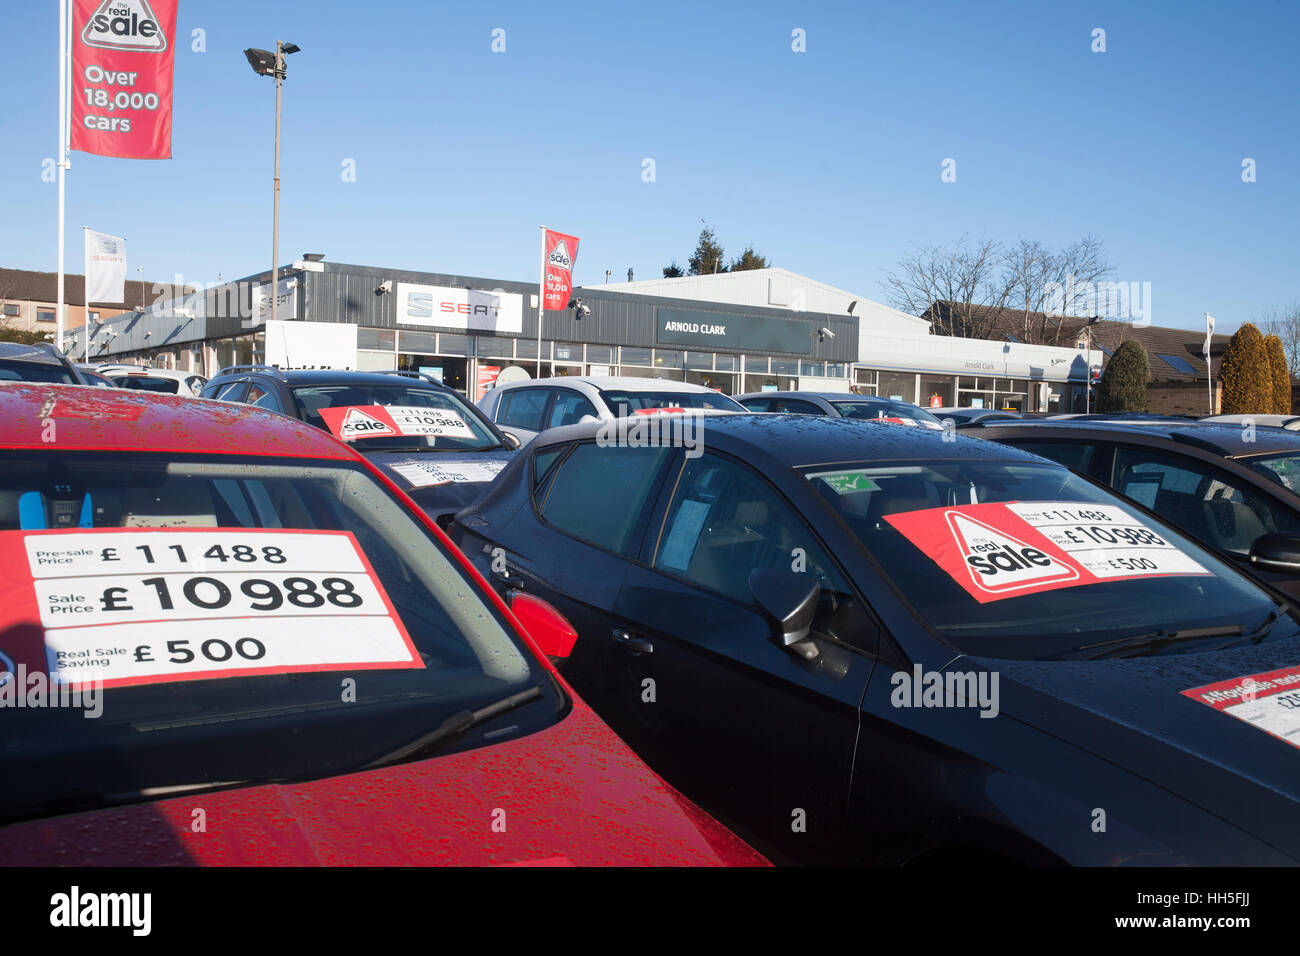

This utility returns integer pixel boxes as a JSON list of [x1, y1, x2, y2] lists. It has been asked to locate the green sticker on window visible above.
[[810, 470, 881, 495]]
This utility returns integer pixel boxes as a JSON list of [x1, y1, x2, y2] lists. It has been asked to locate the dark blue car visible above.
[[201, 366, 517, 525], [451, 413, 1300, 865]]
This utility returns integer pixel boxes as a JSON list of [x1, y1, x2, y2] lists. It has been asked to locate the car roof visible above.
[[735, 391, 878, 402], [101, 367, 192, 379], [0, 383, 358, 459], [0, 343, 66, 364], [495, 376, 721, 393], [973, 419, 1300, 457], [532, 411, 1046, 469]]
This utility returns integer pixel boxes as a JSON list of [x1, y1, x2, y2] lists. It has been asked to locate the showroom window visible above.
[[620, 346, 652, 367], [399, 331, 439, 354], [684, 351, 713, 370], [879, 372, 917, 403], [919, 375, 955, 409], [358, 328, 395, 350], [957, 376, 996, 410]]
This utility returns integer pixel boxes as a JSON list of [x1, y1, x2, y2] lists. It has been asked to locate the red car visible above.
[[0, 384, 766, 866]]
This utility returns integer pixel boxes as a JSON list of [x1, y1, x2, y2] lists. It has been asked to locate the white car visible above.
[[478, 376, 745, 445], [94, 364, 208, 398]]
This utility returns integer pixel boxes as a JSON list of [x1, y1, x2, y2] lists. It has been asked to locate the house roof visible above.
[[0, 267, 194, 310]]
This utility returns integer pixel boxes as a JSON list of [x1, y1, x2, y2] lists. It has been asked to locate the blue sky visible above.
[[2, 0, 1296, 332]]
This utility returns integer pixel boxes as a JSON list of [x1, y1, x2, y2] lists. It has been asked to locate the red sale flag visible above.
[[70, 0, 178, 159], [542, 229, 580, 311]]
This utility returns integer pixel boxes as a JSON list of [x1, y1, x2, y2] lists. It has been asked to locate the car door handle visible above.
[[611, 628, 654, 655]]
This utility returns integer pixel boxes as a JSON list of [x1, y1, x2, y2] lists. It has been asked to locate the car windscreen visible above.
[[109, 375, 181, 393], [831, 400, 941, 426], [0, 359, 79, 386], [598, 389, 745, 414], [803, 459, 1291, 660], [290, 384, 502, 451], [1240, 452, 1300, 495], [0, 451, 556, 824]]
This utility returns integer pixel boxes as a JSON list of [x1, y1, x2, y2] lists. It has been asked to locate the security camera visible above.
[[375, 280, 393, 295], [819, 327, 835, 339]]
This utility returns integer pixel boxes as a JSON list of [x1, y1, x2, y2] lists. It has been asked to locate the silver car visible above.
[[478, 375, 744, 445]]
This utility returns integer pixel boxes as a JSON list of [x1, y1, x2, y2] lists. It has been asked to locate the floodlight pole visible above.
[[271, 40, 285, 327]]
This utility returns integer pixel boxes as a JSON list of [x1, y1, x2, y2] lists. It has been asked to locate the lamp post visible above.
[[1083, 315, 1100, 413], [244, 42, 301, 326]]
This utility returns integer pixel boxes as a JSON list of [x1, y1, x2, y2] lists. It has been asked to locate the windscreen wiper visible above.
[[1074, 624, 1244, 660], [362, 686, 544, 770], [1212, 610, 1283, 651]]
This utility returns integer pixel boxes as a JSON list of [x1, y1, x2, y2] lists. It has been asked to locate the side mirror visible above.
[[749, 569, 820, 659], [509, 591, 578, 661], [1248, 533, 1300, 575], [500, 431, 522, 449], [579, 414, 599, 424]]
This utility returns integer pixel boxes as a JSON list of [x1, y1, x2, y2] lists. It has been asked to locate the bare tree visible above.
[[885, 234, 1114, 343], [1257, 302, 1300, 378], [882, 236, 1014, 339], [1002, 235, 1113, 345]]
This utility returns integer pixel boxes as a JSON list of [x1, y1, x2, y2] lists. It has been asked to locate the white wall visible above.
[[264, 320, 358, 369]]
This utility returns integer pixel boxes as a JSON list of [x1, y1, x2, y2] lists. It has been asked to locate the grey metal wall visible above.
[[300, 261, 858, 361]]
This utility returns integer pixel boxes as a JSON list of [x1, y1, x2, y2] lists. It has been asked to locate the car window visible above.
[[499, 388, 552, 430], [0, 451, 556, 824], [547, 389, 598, 428], [247, 383, 284, 413], [289, 383, 500, 452], [1112, 446, 1300, 555], [215, 381, 249, 403], [772, 398, 825, 415], [652, 453, 861, 646], [1008, 440, 1097, 473], [832, 400, 940, 426], [1241, 452, 1300, 495], [109, 375, 182, 394], [804, 458, 1288, 660], [598, 389, 745, 414], [532, 446, 567, 490], [0, 359, 79, 385], [738, 398, 771, 412], [186, 375, 208, 393], [538, 443, 670, 555]]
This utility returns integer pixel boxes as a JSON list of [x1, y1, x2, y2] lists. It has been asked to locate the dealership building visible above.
[[67, 259, 1101, 412]]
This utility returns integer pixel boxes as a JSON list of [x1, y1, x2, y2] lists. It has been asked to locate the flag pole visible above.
[[56, 0, 71, 354], [536, 225, 545, 379], [1205, 312, 1213, 415]]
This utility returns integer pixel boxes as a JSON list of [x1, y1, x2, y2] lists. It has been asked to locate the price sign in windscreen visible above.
[[16, 529, 423, 689]]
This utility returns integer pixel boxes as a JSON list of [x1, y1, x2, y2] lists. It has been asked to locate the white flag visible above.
[[84, 228, 127, 305], [1203, 313, 1215, 358]]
